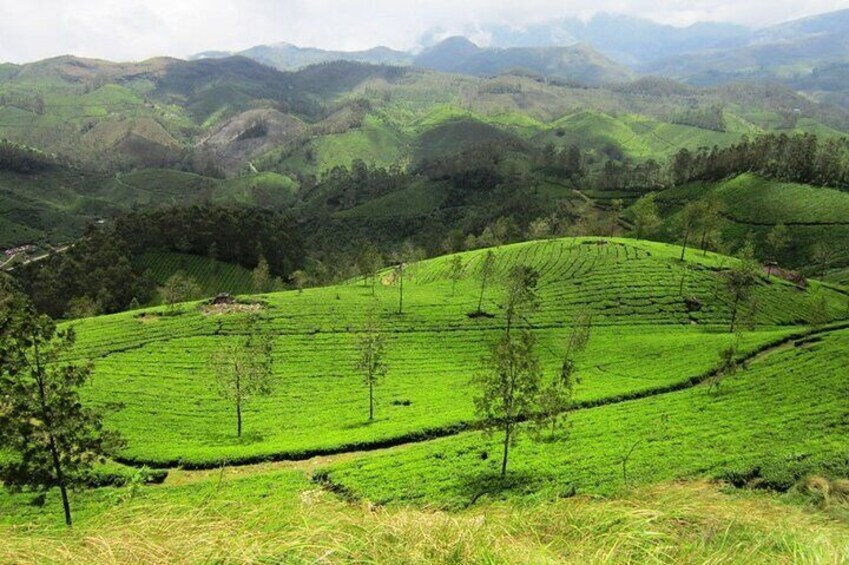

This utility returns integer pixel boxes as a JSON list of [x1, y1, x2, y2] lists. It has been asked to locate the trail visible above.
[[140, 320, 849, 477]]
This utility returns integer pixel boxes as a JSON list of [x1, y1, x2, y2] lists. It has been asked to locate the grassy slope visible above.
[[656, 173, 849, 268], [324, 325, 849, 508], [61, 238, 845, 467], [3, 470, 848, 563]]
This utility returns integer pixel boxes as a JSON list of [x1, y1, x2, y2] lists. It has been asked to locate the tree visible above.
[[449, 255, 464, 297], [503, 265, 540, 334], [291, 270, 309, 293], [210, 316, 275, 438], [725, 243, 761, 333], [706, 342, 739, 394], [252, 255, 271, 293], [677, 202, 705, 261], [160, 272, 202, 313], [810, 241, 839, 280], [394, 261, 405, 315], [473, 264, 542, 477], [355, 312, 388, 421], [765, 223, 789, 262], [476, 250, 497, 315], [357, 243, 383, 296], [698, 196, 724, 255], [536, 310, 592, 439], [630, 193, 661, 240], [474, 328, 541, 478], [0, 289, 120, 526]]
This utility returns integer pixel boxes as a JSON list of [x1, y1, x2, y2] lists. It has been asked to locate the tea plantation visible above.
[[59, 237, 846, 469]]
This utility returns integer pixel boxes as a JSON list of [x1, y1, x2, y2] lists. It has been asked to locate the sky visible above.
[[2, 0, 849, 64]]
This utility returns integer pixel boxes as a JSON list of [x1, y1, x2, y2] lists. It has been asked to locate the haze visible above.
[[2, 0, 849, 64]]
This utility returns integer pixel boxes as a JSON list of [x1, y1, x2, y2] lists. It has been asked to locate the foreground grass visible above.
[[2, 466, 848, 564]]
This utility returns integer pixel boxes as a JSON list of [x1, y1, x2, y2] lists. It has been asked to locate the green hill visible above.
[[655, 173, 849, 269], [58, 238, 844, 468]]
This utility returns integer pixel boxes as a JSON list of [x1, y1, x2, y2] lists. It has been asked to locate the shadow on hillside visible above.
[[457, 468, 547, 508]]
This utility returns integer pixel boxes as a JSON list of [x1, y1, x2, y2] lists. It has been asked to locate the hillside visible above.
[[57, 238, 846, 468], [654, 173, 849, 269]]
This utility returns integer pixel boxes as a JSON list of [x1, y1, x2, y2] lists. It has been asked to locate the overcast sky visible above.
[[2, 0, 849, 64]]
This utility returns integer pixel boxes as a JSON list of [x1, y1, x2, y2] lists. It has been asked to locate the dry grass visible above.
[[3, 480, 848, 564]]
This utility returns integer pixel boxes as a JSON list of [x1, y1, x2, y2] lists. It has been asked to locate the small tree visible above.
[[394, 262, 405, 314], [677, 202, 705, 261], [0, 291, 121, 526], [706, 342, 739, 394], [698, 196, 724, 255], [449, 255, 464, 297], [210, 316, 275, 438], [765, 223, 788, 264], [473, 264, 542, 477], [356, 313, 388, 421], [630, 193, 661, 241], [252, 255, 271, 293], [357, 243, 383, 296], [810, 241, 838, 280], [474, 329, 541, 478], [476, 250, 497, 315], [725, 243, 761, 334], [291, 270, 309, 293], [536, 310, 592, 439], [160, 272, 202, 313]]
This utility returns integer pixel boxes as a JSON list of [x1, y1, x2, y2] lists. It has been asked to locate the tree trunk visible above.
[[501, 421, 511, 477], [33, 343, 73, 526], [369, 380, 374, 421], [235, 369, 242, 438], [700, 230, 708, 256], [49, 437, 72, 526], [730, 293, 740, 334], [477, 275, 487, 314], [680, 230, 690, 262], [398, 267, 403, 314]]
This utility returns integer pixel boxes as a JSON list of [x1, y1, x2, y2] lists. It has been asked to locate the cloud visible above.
[[1, 0, 848, 63]]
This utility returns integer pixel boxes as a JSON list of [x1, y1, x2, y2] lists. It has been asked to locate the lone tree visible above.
[[160, 272, 202, 313], [698, 195, 724, 255], [630, 193, 661, 240], [252, 255, 271, 293], [473, 265, 542, 477], [210, 315, 275, 438], [810, 241, 839, 280], [0, 286, 121, 526], [536, 310, 592, 439], [706, 342, 739, 394], [357, 243, 383, 296], [356, 312, 388, 421], [449, 254, 464, 297], [725, 243, 761, 334], [765, 223, 789, 263], [291, 269, 309, 293], [476, 250, 497, 315], [677, 201, 706, 261]]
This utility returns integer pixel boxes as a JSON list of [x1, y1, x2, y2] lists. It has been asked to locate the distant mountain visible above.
[[423, 14, 749, 67], [191, 43, 411, 71], [413, 37, 635, 85], [643, 9, 849, 85]]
